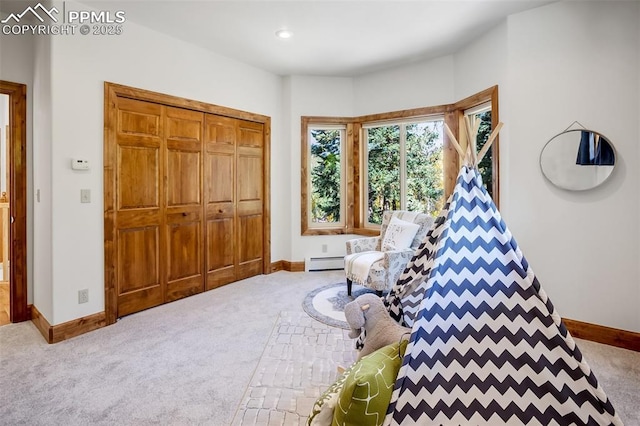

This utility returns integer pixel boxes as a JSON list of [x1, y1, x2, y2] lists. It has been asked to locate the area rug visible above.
[[302, 282, 376, 329]]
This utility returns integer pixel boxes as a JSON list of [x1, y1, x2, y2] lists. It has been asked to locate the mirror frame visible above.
[[539, 128, 616, 191]]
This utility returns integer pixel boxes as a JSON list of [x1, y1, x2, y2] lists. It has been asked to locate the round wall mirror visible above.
[[540, 129, 616, 191]]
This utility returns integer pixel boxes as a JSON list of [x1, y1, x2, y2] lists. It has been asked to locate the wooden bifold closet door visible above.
[[108, 87, 266, 319], [204, 116, 264, 289]]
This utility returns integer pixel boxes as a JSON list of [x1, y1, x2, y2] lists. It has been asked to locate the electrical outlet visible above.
[[322, 244, 328, 253], [78, 289, 89, 304]]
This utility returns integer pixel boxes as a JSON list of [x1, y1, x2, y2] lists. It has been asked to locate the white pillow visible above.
[[381, 216, 420, 251]]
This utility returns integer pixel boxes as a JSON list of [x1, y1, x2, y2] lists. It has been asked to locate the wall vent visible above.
[[305, 256, 344, 272]]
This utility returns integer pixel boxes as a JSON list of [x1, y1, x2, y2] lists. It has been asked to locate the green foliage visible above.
[[405, 123, 444, 217], [475, 111, 493, 197], [367, 125, 400, 224], [367, 122, 444, 224], [310, 129, 341, 223]]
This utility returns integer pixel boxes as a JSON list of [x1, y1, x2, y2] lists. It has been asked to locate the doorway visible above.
[[0, 80, 28, 325]]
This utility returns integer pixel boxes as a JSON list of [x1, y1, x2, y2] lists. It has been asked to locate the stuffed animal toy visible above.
[[344, 293, 411, 360]]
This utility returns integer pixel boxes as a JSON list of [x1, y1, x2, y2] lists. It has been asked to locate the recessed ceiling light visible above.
[[275, 29, 292, 39]]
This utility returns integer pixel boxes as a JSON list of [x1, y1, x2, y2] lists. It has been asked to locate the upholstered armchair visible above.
[[344, 211, 434, 295]]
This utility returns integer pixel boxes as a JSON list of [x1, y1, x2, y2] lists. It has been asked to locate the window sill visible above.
[[302, 227, 347, 236], [301, 227, 380, 237]]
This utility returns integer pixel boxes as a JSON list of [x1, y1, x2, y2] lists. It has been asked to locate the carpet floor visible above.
[[0, 270, 638, 425]]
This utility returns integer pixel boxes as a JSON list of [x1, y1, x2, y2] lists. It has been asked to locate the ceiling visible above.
[[2, 1, 555, 76]]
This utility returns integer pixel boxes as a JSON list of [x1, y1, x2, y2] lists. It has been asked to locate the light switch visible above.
[[80, 189, 91, 203]]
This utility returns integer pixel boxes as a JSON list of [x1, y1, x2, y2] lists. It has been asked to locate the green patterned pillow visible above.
[[332, 340, 408, 426], [307, 364, 354, 426]]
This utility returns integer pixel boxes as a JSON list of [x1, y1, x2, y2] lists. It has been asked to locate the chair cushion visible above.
[[381, 217, 420, 251]]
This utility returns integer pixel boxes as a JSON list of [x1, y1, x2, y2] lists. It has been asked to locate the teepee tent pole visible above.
[[465, 116, 480, 166]]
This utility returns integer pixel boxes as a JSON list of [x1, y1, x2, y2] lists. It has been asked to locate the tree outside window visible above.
[[366, 125, 400, 225], [366, 120, 444, 225], [474, 110, 493, 198], [309, 127, 344, 225], [406, 122, 444, 217]]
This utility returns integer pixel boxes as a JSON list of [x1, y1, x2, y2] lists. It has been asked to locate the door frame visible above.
[[0, 80, 28, 322], [104, 82, 271, 325]]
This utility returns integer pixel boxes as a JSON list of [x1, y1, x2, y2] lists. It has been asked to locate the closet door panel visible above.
[[114, 98, 165, 316], [116, 226, 162, 316], [208, 155, 234, 203], [236, 120, 264, 280], [166, 150, 200, 206], [164, 107, 204, 300], [238, 121, 264, 148], [237, 213, 263, 280], [237, 153, 262, 201], [166, 220, 202, 301], [206, 218, 235, 288], [204, 115, 236, 289], [117, 146, 159, 209], [117, 97, 161, 138]]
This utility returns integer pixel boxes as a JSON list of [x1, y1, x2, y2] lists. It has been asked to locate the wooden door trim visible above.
[[0, 81, 28, 323], [262, 117, 271, 273], [105, 82, 269, 123], [104, 82, 271, 325]]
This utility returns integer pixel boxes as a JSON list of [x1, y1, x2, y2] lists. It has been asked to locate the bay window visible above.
[[301, 86, 499, 235]]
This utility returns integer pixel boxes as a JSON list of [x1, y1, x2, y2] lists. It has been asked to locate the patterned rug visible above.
[[302, 282, 376, 329]]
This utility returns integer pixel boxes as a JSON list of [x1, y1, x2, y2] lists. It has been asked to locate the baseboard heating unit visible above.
[[305, 256, 344, 272]]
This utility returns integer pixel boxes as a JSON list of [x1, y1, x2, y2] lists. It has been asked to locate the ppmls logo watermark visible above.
[[2, 2, 126, 36]]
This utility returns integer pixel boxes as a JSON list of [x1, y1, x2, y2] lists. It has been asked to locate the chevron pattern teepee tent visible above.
[[383, 122, 621, 425], [383, 198, 450, 329]]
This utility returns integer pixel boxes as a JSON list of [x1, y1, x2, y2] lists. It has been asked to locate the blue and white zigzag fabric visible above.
[[384, 198, 451, 328], [385, 166, 621, 425]]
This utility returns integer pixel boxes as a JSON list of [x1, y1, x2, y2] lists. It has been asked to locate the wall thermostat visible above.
[[71, 158, 90, 170]]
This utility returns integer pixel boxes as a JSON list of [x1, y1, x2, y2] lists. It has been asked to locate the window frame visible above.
[[300, 85, 499, 236], [301, 116, 354, 236], [453, 86, 500, 207]]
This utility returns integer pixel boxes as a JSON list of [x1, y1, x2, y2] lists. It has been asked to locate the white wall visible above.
[[32, 35, 54, 320], [0, 24, 37, 307], [504, 1, 639, 332], [354, 55, 455, 116], [273, 78, 293, 263], [43, 1, 283, 325], [286, 75, 356, 261], [453, 22, 511, 213], [454, 21, 507, 102]]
